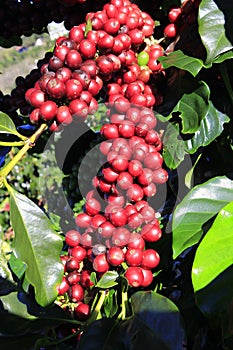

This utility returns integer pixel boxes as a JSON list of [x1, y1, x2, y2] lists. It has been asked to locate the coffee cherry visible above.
[[107, 246, 125, 266], [93, 253, 109, 273], [56, 106, 73, 125], [85, 198, 101, 216], [168, 7, 182, 23], [67, 271, 81, 285], [79, 39, 96, 59], [65, 230, 81, 247], [141, 223, 162, 242], [66, 257, 80, 271], [164, 23, 177, 38], [75, 302, 90, 321], [125, 266, 144, 287], [125, 248, 143, 266], [69, 284, 84, 302], [127, 184, 144, 202], [39, 101, 58, 121], [141, 249, 160, 269], [75, 213, 92, 228], [112, 227, 131, 247], [81, 270, 94, 288], [127, 233, 145, 250], [141, 268, 153, 287], [70, 245, 87, 262], [109, 207, 128, 227], [57, 276, 70, 295]]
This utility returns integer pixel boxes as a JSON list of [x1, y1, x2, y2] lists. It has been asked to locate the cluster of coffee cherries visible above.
[[22, 0, 166, 132], [163, 0, 202, 40], [56, 100, 168, 320]]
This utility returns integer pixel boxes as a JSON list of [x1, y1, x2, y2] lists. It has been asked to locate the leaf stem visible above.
[[219, 62, 233, 107], [0, 123, 47, 182], [118, 290, 129, 320], [86, 290, 107, 326], [0, 141, 25, 147]]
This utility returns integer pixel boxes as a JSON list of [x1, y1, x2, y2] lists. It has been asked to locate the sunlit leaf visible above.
[[198, 0, 233, 65], [95, 271, 118, 289], [0, 112, 26, 140], [192, 201, 233, 290], [172, 81, 210, 133], [159, 50, 204, 76], [172, 176, 233, 258], [162, 123, 186, 169], [9, 189, 64, 307], [185, 102, 230, 153]]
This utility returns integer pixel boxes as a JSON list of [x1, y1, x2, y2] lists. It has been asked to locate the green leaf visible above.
[[76, 318, 119, 350], [9, 252, 27, 280], [213, 50, 233, 65], [0, 292, 36, 320], [84, 16, 93, 37], [172, 81, 210, 133], [159, 50, 204, 77], [185, 154, 202, 189], [172, 176, 233, 259], [184, 102, 230, 154], [162, 123, 186, 169], [198, 0, 233, 65], [103, 289, 118, 318], [121, 291, 186, 350], [78, 292, 186, 350], [0, 298, 74, 337], [9, 189, 64, 307], [0, 112, 26, 140], [95, 271, 119, 289], [192, 201, 233, 291], [194, 264, 233, 333]]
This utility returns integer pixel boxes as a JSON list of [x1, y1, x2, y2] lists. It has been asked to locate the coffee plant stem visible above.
[[0, 123, 47, 181], [118, 290, 129, 320], [86, 290, 108, 326], [219, 62, 233, 107], [0, 141, 25, 147]]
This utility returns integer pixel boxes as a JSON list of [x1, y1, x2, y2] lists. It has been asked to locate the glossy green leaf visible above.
[[194, 264, 233, 333], [9, 189, 64, 307], [213, 50, 233, 65], [77, 291, 186, 350], [103, 289, 118, 318], [172, 81, 210, 133], [76, 318, 120, 350], [0, 112, 26, 140], [9, 253, 27, 280], [185, 154, 202, 189], [95, 271, 118, 289], [84, 16, 92, 37], [185, 102, 230, 154], [121, 291, 186, 350], [0, 292, 36, 320], [0, 298, 74, 337], [192, 201, 233, 291], [172, 176, 233, 259], [159, 50, 204, 76], [162, 123, 186, 169], [198, 0, 233, 65]]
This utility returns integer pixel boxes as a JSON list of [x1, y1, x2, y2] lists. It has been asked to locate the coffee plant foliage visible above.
[[0, 0, 233, 349]]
